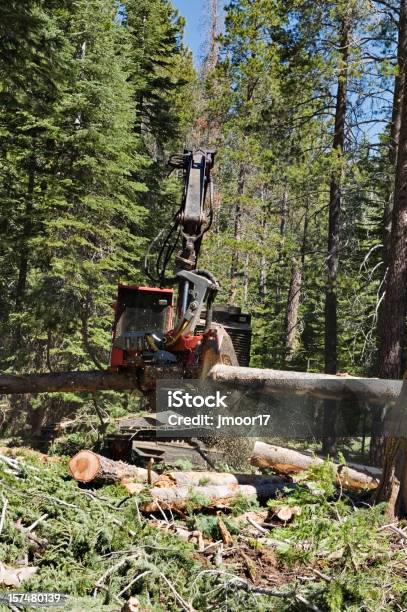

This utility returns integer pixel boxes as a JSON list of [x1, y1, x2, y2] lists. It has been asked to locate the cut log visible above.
[[138, 482, 287, 513], [273, 505, 301, 522], [250, 442, 379, 490], [0, 364, 402, 403], [156, 470, 284, 488], [0, 364, 184, 395], [0, 370, 138, 395], [69, 451, 157, 485], [208, 364, 402, 403]]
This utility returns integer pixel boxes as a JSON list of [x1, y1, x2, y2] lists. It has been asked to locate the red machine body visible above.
[[109, 283, 222, 372]]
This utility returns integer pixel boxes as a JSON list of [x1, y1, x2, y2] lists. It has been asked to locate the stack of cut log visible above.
[[69, 443, 380, 513]]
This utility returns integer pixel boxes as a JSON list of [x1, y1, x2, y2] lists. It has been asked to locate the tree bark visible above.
[[259, 193, 268, 300], [69, 450, 157, 485], [251, 442, 380, 490], [243, 253, 250, 304], [375, 380, 407, 517]]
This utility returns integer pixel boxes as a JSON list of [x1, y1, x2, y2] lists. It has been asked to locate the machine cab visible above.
[[110, 285, 173, 369]]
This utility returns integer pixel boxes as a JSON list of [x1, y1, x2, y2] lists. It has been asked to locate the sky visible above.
[[172, 0, 212, 65]]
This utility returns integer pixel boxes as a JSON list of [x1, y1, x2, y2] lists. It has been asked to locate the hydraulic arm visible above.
[[109, 149, 251, 386]]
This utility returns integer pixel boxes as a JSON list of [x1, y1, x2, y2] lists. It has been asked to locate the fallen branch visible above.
[[217, 514, 233, 545], [381, 523, 407, 542], [159, 571, 195, 612], [23, 513, 49, 533], [0, 453, 23, 475], [118, 569, 153, 598], [246, 515, 268, 534], [192, 569, 322, 611], [0, 495, 8, 535], [14, 518, 48, 553], [93, 555, 139, 597]]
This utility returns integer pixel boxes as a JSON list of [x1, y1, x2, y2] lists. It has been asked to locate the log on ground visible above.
[[139, 482, 288, 513], [155, 470, 285, 488], [69, 450, 158, 485], [251, 441, 379, 490]]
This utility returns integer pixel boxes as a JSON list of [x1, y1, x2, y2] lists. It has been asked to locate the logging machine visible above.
[[105, 150, 252, 466], [109, 150, 252, 387]]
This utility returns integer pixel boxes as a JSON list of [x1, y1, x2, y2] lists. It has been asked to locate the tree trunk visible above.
[[285, 259, 302, 362], [374, 23, 407, 514], [325, 16, 350, 377], [259, 254, 267, 299], [203, 0, 219, 75], [284, 201, 308, 363], [375, 380, 407, 517], [377, 79, 407, 379], [251, 442, 380, 490], [69, 450, 157, 485], [229, 165, 244, 303], [323, 16, 350, 456], [275, 189, 288, 310], [383, 0, 407, 260], [243, 253, 249, 304], [15, 164, 35, 309], [377, 0, 407, 381], [373, 0, 407, 466]]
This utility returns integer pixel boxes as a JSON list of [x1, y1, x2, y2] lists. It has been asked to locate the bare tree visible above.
[[202, 0, 220, 76]]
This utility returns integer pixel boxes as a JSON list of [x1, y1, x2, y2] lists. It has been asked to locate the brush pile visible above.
[[0, 444, 406, 611]]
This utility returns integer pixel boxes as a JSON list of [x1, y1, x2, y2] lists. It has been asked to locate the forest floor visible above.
[[0, 447, 407, 611]]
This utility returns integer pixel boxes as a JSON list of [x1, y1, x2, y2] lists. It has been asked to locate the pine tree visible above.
[[123, 0, 196, 254]]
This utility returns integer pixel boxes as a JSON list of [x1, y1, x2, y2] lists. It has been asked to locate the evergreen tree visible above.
[[0, 0, 195, 436]]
